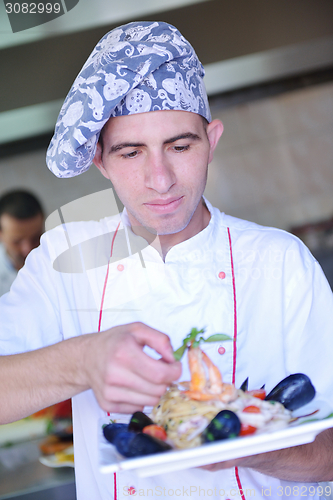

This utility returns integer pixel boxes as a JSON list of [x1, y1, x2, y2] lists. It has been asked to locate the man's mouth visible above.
[[144, 196, 184, 214]]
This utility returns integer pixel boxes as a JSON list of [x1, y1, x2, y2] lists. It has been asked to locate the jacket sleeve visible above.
[[283, 241, 333, 403], [0, 230, 65, 355]]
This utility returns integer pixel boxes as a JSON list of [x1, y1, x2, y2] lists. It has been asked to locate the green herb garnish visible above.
[[173, 327, 232, 360]]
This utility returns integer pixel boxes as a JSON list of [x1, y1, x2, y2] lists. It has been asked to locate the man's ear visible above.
[[93, 142, 109, 180], [206, 119, 223, 164]]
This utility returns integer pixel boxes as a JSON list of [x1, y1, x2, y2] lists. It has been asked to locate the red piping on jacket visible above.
[[235, 467, 246, 500], [227, 227, 238, 385], [98, 221, 121, 333], [113, 472, 117, 500], [97, 221, 121, 500], [227, 227, 246, 500]]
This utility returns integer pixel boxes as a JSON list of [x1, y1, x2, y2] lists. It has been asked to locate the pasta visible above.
[[150, 330, 294, 449], [150, 384, 292, 449]]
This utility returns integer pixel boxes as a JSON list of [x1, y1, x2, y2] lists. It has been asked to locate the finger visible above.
[[111, 327, 181, 384], [103, 402, 145, 415], [130, 323, 176, 363], [107, 364, 168, 397], [129, 347, 181, 385], [101, 385, 163, 409]]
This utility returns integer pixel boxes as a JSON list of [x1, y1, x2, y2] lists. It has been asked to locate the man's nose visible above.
[[144, 152, 176, 193]]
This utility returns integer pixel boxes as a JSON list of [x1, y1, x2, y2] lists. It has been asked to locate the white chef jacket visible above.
[[1, 199, 333, 500], [0, 243, 17, 297]]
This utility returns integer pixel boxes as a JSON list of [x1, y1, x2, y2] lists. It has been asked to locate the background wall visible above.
[[207, 80, 333, 230], [0, 147, 109, 218]]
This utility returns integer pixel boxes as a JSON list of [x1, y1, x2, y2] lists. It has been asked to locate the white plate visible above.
[[99, 399, 333, 477], [39, 446, 74, 468]]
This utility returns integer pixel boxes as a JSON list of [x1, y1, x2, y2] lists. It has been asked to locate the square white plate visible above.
[[99, 399, 333, 477]]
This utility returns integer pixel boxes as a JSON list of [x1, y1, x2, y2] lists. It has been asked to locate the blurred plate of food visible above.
[[39, 445, 74, 468]]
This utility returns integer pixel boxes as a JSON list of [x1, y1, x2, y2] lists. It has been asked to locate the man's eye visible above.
[[173, 145, 190, 152], [123, 150, 139, 159]]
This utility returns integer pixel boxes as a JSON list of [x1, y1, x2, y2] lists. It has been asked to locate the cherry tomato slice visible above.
[[243, 405, 261, 413], [247, 389, 266, 400], [239, 424, 257, 436], [142, 425, 167, 441]]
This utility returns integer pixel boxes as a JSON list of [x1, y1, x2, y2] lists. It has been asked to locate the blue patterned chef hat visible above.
[[46, 21, 211, 178]]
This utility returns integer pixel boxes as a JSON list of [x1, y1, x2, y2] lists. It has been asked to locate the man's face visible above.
[[94, 110, 222, 239], [0, 213, 44, 270]]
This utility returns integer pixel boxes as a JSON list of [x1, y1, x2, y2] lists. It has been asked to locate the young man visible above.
[[0, 190, 44, 296], [0, 21, 333, 500]]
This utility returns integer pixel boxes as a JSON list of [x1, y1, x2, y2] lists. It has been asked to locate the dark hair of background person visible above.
[[0, 190, 44, 229]]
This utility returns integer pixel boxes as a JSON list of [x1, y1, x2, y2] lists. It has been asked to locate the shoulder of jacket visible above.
[[219, 212, 314, 263]]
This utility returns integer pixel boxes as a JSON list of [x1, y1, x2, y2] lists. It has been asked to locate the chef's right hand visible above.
[[82, 322, 182, 414]]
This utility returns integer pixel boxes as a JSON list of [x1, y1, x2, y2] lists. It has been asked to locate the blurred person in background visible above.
[[0, 192, 71, 449], [0, 190, 44, 296]]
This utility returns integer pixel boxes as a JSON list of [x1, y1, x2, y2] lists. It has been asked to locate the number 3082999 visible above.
[[5, 3, 61, 14]]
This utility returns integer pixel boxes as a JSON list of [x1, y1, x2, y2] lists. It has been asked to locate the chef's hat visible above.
[[46, 21, 211, 178]]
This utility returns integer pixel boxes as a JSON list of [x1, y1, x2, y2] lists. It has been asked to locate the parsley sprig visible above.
[[173, 327, 232, 361]]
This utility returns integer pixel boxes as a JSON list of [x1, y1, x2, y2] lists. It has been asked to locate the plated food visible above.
[[102, 328, 316, 459], [38, 400, 73, 467], [39, 446, 74, 468]]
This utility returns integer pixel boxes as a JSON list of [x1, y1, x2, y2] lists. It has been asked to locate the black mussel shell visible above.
[[103, 423, 129, 444], [265, 373, 315, 410], [113, 431, 137, 457], [203, 410, 241, 443], [128, 411, 154, 432], [114, 431, 171, 458], [130, 433, 172, 457], [240, 377, 249, 391]]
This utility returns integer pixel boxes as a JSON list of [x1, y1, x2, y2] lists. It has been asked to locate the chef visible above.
[[0, 21, 333, 500]]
